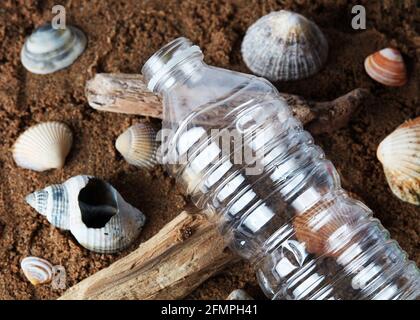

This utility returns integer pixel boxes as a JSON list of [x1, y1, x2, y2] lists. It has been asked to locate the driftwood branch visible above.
[[60, 208, 236, 300], [86, 73, 370, 135]]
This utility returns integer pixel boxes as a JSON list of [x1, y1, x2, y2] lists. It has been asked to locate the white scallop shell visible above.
[[12, 121, 73, 172], [25, 175, 146, 253], [21, 257, 54, 285], [377, 117, 420, 205], [21, 23, 87, 74], [115, 123, 158, 169], [241, 10, 328, 81]]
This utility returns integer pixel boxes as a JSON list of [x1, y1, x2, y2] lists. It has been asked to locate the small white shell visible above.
[[115, 123, 158, 169], [226, 289, 254, 300], [21, 257, 54, 286], [377, 117, 420, 205], [12, 121, 73, 172], [21, 23, 87, 74], [241, 10, 328, 81], [26, 175, 146, 253]]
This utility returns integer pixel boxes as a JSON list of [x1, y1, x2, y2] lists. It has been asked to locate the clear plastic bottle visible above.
[[142, 37, 420, 300]]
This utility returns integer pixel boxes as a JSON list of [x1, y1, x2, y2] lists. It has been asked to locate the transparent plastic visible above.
[[142, 37, 420, 300]]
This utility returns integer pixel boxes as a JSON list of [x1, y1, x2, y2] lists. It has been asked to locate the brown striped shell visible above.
[[364, 48, 407, 87], [21, 257, 54, 285]]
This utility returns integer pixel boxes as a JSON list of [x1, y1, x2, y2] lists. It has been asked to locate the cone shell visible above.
[[25, 175, 146, 253], [377, 117, 420, 205], [364, 48, 407, 87], [12, 121, 73, 172], [116, 123, 158, 169], [21, 257, 54, 286], [241, 10, 328, 81], [293, 197, 361, 257], [21, 23, 87, 74]]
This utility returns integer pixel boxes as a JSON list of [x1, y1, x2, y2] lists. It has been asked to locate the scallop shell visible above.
[[377, 117, 420, 205], [21, 23, 87, 74], [241, 10, 328, 81], [21, 257, 54, 286], [293, 197, 361, 257], [25, 175, 146, 253], [115, 123, 158, 169], [12, 121, 73, 172]]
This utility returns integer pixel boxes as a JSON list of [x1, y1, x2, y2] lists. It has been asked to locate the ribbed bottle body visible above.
[[164, 78, 420, 300]]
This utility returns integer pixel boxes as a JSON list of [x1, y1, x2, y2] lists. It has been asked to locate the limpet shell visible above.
[[25, 175, 146, 253], [12, 121, 73, 172], [293, 197, 361, 257], [115, 123, 158, 169], [21, 23, 87, 74], [364, 48, 407, 87], [21, 257, 54, 286], [377, 117, 420, 205], [241, 10, 328, 81]]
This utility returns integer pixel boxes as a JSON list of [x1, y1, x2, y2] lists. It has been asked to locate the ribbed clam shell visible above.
[[115, 123, 158, 169], [13, 121, 73, 172], [293, 197, 361, 257], [25, 183, 70, 230], [21, 257, 54, 285], [364, 48, 407, 87], [227, 289, 254, 300], [21, 23, 87, 74], [26, 175, 146, 253], [377, 117, 420, 205], [241, 10, 328, 81]]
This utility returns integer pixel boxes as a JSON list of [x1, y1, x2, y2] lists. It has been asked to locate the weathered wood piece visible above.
[[86, 73, 369, 135], [60, 209, 236, 300]]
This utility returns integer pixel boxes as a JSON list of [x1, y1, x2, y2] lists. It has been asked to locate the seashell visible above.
[[21, 23, 87, 74], [12, 121, 73, 172], [115, 123, 158, 169], [241, 10, 328, 81], [293, 197, 361, 257], [377, 117, 420, 205], [25, 175, 146, 253], [226, 289, 254, 300], [364, 48, 407, 87], [21, 257, 54, 285]]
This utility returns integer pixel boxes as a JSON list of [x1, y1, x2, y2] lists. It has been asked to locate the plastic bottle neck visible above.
[[142, 37, 204, 94]]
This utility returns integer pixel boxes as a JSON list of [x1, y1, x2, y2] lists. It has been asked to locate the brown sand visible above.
[[0, 0, 418, 300]]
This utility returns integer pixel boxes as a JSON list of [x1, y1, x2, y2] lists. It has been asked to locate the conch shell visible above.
[[26, 175, 146, 253], [377, 117, 420, 205]]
